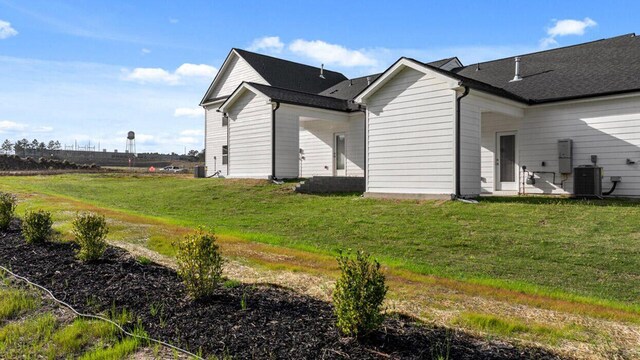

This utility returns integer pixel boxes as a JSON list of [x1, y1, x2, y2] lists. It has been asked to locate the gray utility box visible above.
[[194, 165, 206, 178], [573, 166, 602, 197], [558, 139, 573, 174]]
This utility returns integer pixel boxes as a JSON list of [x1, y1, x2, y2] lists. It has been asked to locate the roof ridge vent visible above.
[[509, 56, 522, 82], [319, 64, 325, 79]]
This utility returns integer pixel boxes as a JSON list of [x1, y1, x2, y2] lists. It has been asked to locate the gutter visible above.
[[271, 101, 280, 180], [454, 86, 470, 198]]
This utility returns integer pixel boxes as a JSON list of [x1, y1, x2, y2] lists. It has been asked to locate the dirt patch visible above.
[[0, 221, 565, 360]]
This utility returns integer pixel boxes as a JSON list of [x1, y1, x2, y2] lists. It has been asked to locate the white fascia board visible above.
[[199, 50, 238, 106], [201, 98, 227, 109], [218, 82, 268, 113], [354, 58, 460, 104], [199, 49, 270, 106]]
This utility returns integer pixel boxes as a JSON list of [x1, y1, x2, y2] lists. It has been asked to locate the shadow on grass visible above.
[[478, 195, 640, 207]]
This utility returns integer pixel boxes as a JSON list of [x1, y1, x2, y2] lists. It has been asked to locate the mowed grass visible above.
[[1, 173, 639, 308]]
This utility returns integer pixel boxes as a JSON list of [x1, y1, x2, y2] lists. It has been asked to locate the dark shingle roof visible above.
[[248, 83, 359, 112], [426, 57, 458, 68], [235, 49, 348, 94], [447, 33, 640, 104], [318, 74, 382, 100]]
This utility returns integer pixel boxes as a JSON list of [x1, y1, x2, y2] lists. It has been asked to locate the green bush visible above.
[[175, 227, 224, 299], [72, 212, 109, 261], [0, 192, 17, 230], [22, 210, 53, 243], [333, 250, 388, 337]]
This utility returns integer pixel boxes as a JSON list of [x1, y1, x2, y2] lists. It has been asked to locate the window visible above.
[[222, 114, 228, 126], [222, 145, 228, 165]]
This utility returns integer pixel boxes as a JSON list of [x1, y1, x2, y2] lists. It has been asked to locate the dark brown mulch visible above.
[[0, 221, 567, 360]]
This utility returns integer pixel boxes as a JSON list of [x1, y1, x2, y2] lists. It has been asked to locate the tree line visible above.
[[1, 139, 62, 155]]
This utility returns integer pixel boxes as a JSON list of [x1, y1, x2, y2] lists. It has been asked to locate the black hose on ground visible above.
[[603, 180, 619, 196], [0, 265, 203, 360]]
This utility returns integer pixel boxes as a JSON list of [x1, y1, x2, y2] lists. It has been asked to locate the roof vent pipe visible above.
[[319, 64, 325, 79], [366, 76, 371, 85], [510, 56, 522, 82], [349, 79, 353, 86]]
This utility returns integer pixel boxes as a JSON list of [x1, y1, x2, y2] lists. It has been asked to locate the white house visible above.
[[201, 34, 640, 198]]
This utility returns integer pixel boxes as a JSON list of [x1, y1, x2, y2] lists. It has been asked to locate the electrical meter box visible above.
[[558, 139, 573, 174]]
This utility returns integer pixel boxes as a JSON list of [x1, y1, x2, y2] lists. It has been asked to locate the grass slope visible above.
[[1, 173, 639, 307]]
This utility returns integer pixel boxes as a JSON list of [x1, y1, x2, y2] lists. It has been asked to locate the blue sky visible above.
[[0, 1, 637, 153]]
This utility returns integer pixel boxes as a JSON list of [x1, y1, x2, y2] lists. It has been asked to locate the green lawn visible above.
[[1, 173, 639, 308]]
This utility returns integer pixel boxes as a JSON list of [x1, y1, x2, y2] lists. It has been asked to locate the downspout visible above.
[[271, 101, 280, 180], [359, 105, 367, 183], [455, 86, 470, 198]]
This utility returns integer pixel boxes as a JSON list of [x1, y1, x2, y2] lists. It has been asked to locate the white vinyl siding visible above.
[[208, 55, 266, 99], [226, 91, 272, 178], [275, 105, 300, 178], [519, 96, 640, 197], [346, 114, 365, 177], [366, 67, 456, 194], [459, 96, 482, 196], [204, 104, 227, 176]]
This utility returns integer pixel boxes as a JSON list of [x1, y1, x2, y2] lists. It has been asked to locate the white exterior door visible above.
[[496, 132, 518, 191], [334, 133, 346, 176]]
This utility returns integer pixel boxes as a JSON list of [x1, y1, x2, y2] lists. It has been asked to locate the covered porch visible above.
[[277, 103, 365, 179]]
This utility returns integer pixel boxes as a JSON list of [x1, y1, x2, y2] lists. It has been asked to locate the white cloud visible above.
[[541, 17, 597, 48], [178, 136, 200, 144], [122, 63, 216, 85], [0, 20, 18, 39], [0, 121, 53, 134], [141, 48, 151, 54], [289, 39, 378, 67], [32, 126, 53, 133], [0, 120, 26, 132], [174, 107, 202, 118], [180, 129, 204, 136], [248, 36, 285, 53], [175, 63, 217, 78], [123, 67, 179, 84]]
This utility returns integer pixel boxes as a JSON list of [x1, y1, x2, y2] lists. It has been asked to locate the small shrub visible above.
[[22, 210, 53, 243], [0, 192, 17, 230], [72, 212, 109, 261], [175, 227, 223, 299], [333, 250, 388, 337]]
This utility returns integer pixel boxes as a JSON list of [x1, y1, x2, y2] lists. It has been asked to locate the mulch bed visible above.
[[0, 221, 567, 359]]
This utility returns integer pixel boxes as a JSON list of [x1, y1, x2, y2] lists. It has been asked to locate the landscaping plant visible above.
[[72, 212, 109, 261], [22, 210, 53, 244], [175, 227, 223, 299], [0, 192, 16, 230], [333, 250, 388, 337]]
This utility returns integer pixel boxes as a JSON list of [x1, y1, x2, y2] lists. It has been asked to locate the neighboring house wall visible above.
[[207, 55, 266, 99], [366, 67, 457, 194], [204, 102, 227, 176], [275, 105, 300, 178], [226, 91, 272, 178]]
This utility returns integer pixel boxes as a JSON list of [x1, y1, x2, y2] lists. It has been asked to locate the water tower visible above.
[[126, 131, 136, 155]]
